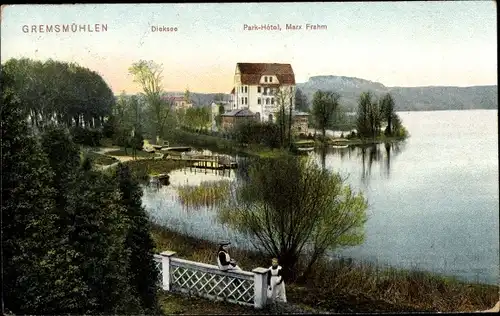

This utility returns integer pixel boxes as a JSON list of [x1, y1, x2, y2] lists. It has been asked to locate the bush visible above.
[[70, 126, 102, 147], [130, 132, 144, 150], [102, 117, 115, 138], [394, 126, 409, 138], [232, 120, 281, 148]]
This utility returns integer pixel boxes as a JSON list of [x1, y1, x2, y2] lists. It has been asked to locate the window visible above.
[[257, 86, 261, 93], [244, 86, 248, 93], [245, 97, 248, 105], [268, 114, 273, 121], [271, 98, 274, 105], [266, 98, 270, 105], [264, 76, 268, 83], [241, 97, 244, 104], [270, 76, 273, 83], [258, 98, 261, 105]]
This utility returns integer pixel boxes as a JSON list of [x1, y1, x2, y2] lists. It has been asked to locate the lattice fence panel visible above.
[[153, 255, 163, 287], [170, 265, 254, 305]]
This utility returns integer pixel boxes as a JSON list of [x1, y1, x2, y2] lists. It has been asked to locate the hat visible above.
[[219, 240, 231, 246]]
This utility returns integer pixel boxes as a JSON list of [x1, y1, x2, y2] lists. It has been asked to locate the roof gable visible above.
[[236, 63, 295, 85]]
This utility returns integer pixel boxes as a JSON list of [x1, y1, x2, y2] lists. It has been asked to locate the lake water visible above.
[[143, 110, 499, 285]]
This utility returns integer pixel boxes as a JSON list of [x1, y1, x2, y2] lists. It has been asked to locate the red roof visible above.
[[237, 63, 295, 85], [230, 87, 235, 94]]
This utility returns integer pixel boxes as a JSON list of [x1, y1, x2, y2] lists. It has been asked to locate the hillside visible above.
[[296, 76, 497, 112]]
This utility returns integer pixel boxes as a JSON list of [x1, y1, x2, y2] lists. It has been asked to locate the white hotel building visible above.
[[229, 63, 296, 122]]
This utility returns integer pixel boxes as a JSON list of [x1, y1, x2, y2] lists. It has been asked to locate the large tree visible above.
[[128, 60, 171, 143], [218, 153, 368, 280], [356, 91, 382, 139], [114, 164, 159, 314], [1, 65, 61, 314], [40, 125, 141, 314], [294, 87, 309, 112], [312, 90, 341, 139]]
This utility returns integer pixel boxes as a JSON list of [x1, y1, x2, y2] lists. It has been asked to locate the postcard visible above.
[[1, 2, 498, 315]]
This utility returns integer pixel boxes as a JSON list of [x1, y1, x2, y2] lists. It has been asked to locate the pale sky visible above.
[[1, 2, 497, 94]]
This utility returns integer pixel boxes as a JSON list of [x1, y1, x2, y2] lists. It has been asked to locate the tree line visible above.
[[354, 91, 407, 139], [310, 90, 407, 140], [2, 58, 114, 129], [1, 66, 159, 314]]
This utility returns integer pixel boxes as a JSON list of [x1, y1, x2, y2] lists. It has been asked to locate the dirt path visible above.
[[94, 147, 120, 155], [95, 147, 158, 162]]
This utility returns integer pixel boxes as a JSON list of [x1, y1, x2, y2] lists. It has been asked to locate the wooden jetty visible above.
[[166, 154, 238, 170]]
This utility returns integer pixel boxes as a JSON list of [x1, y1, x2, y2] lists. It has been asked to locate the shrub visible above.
[[70, 126, 102, 147], [232, 120, 281, 148]]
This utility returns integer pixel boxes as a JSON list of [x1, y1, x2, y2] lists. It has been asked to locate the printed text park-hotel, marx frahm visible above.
[[243, 23, 328, 31]]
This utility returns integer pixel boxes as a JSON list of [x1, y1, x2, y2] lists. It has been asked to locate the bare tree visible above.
[[128, 60, 171, 144]]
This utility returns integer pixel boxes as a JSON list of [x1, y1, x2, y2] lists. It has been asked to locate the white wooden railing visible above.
[[154, 251, 269, 309]]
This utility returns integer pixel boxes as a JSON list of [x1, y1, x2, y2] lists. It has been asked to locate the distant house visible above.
[[171, 96, 193, 109], [221, 108, 257, 130], [161, 95, 193, 110], [229, 63, 296, 123]]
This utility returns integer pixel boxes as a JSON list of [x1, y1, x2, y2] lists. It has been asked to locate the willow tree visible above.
[[312, 90, 340, 140], [218, 153, 368, 280], [128, 60, 171, 143]]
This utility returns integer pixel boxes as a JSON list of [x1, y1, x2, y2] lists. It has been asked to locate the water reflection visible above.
[[315, 142, 406, 183]]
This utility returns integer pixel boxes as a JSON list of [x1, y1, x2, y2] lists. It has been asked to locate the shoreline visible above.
[[149, 222, 498, 313]]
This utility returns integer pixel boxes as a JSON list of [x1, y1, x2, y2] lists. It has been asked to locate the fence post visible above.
[[252, 267, 269, 309], [160, 251, 177, 291]]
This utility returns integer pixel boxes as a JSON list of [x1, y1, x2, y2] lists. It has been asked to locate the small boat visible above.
[[155, 173, 170, 186]]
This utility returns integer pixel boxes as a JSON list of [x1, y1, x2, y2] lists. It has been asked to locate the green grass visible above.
[[150, 223, 499, 313], [83, 151, 119, 166], [295, 140, 315, 144]]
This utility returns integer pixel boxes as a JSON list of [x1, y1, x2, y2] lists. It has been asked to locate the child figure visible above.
[[267, 258, 287, 303]]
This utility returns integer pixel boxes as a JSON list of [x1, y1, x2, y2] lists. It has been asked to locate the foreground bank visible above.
[[150, 223, 498, 313]]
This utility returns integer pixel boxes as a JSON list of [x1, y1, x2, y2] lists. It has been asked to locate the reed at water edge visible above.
[[175, 180, 232, 209]]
